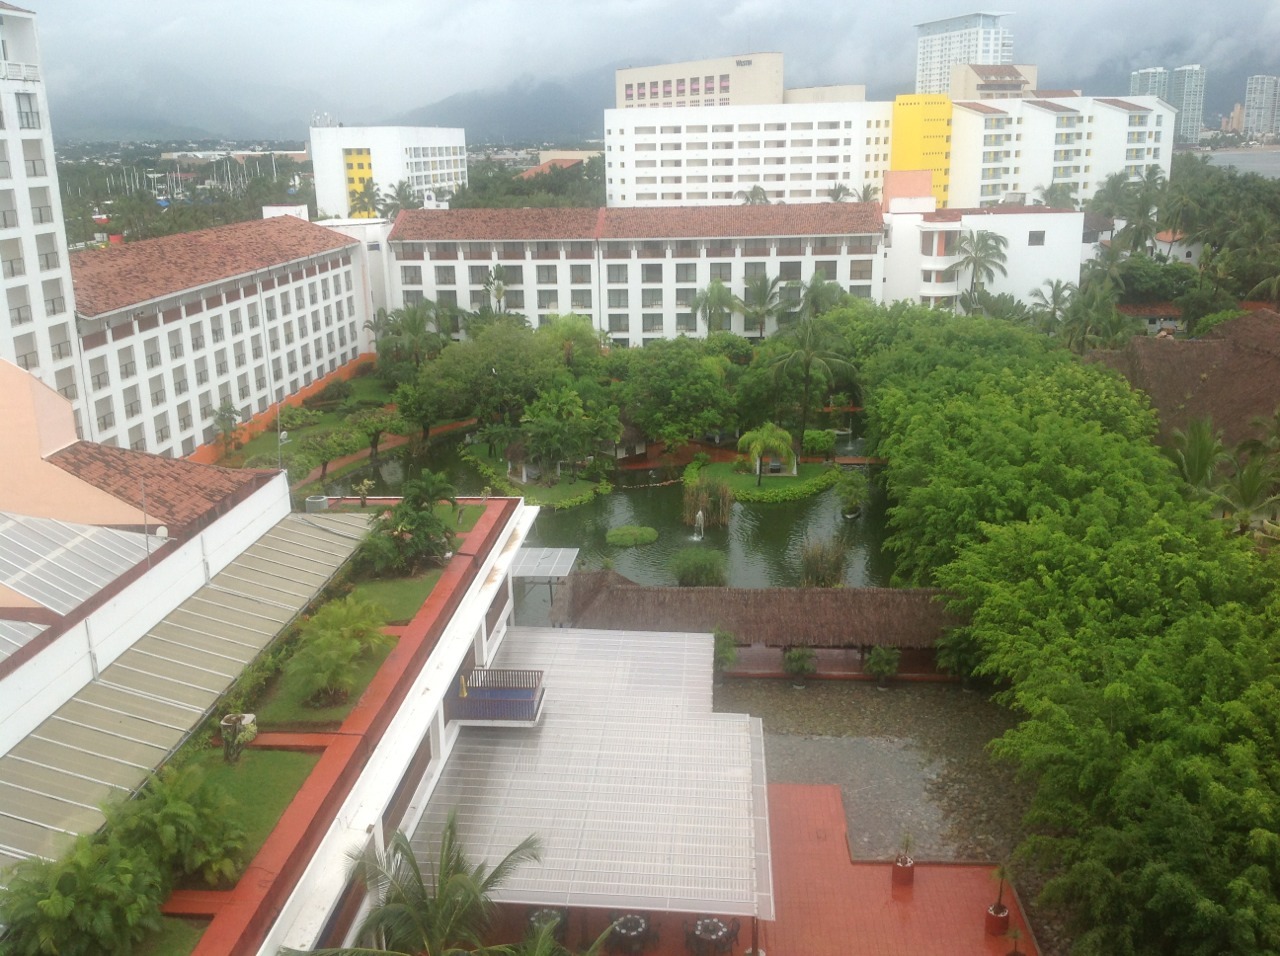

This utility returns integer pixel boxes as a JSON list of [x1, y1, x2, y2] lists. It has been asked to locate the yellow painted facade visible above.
[[890, 96, 953, 206], [343, 147, 375, 217]]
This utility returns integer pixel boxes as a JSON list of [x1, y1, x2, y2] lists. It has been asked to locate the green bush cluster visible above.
[[802, 428, 837, 457], [0, 765, 246, 956], [670, 548, 728, 587], [605, 524, 659, 547], [798, 536, 847, 587]]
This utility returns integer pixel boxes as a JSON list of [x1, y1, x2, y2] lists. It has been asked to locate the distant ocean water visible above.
[[1206, 148, 1280, 178]]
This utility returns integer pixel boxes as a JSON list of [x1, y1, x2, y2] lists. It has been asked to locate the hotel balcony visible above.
[[445, 667, 545, 726]]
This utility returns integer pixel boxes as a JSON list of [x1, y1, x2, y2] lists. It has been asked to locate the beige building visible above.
[[949, 63, 1038, 100], [616, 53, 862, 109]]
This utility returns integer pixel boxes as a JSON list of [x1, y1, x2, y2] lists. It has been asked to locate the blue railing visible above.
[[445, 668, 544, 723]]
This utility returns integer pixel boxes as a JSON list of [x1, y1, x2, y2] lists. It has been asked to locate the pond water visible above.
[[316, 434, 895, 589]]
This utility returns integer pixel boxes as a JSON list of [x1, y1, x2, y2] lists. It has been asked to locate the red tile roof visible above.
[[599, 204, 882, 239], [47, 442, 273, 538], [390, 208, 601, 242], [1025, 99, 1079, 113], [71, 216, 358, 318], [391, 204, 883, 242], [516, 158, 584, 180], [969, 65, 1027, 80], [1096, 98, 1151, 112], [953, 101, 1008, 115]]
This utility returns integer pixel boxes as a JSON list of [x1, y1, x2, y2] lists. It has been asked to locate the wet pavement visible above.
[[715, 680, 1026, 860]]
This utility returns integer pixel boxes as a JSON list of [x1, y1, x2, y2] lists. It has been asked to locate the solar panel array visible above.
[[0, 512, 367, 884], [411, 626, 773, 918]]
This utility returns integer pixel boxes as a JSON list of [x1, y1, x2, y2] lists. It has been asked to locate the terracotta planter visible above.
[[986, 904, 1010, 936], [891, 858, 915, 886]]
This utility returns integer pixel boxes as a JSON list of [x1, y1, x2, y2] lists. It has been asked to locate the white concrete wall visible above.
[[319, 219, 393, 330], [616, 53, 786, 109], [0, 475, 290, 754]]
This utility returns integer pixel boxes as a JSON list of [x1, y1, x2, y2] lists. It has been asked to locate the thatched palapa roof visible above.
[[552, 570, 956, 649], [1088, 309, 1280, 447]]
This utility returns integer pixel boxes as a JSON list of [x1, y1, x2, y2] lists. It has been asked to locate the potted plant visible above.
[[713, 627, 738, 684], [892, 831, 915, 886], [782, 646, 816, 688], [865, 645, 901, 689], [1005, 926, 1023, 956], [986, 862, 1012, 936], [353, 478, 375, 507]]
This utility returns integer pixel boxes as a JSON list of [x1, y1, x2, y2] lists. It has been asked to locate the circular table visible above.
[[694, 917, 730, 948], [613, 914, 647, 938], [528, 907, 565, 939]]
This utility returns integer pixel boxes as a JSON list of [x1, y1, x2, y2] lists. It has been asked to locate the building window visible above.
[[571, 289, 592, 309], [641, 288, 663, 308], [505, 290, 524, 309], [676, 263, 697, 283], [709, 262, 731, 282], [642, 263, 663, 283], [608, 264, 629, 283], [469, 265, 489, 285], [570, 264, 591, 284], [537, 289, 558, 310], [435, 265, 455, 285], [608, 289, 629, 308], [1028, 230, 1045, 246], [401, 266, 422, 285], [744, 261, 766, 278]]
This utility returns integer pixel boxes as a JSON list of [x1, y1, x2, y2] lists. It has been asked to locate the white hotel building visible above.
[[0, 4, 78, 416], [309, 123, 468, 219], [387, 195, 1083, 347], [605, 93, 1172, 211], [604, 101, 895, 206], [947, 95, 1174, 208], [69, 216, 373, 457]]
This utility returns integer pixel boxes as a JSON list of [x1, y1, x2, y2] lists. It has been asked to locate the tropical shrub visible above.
[[605, 525, 658, 547], [0, 835, 165, 956], [835, 468, 869, 515], [670, 548, 728, 587], [276, 404, 322, 432], [799, 537, 847, 587], [110, 766, 245, 888], [802, 429, 837, 457], [287, 597, 389, 706]]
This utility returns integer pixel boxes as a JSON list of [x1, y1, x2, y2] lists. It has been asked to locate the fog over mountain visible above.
[[36, 1, 1280, 142]]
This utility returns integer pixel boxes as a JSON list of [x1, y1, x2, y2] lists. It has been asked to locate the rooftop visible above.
[[47, 442, 272, 539], [953, 101, 1008, 114], [516, 158, 584, 180], [1024, 99, 1079, 113], [390, 204, 884, 243], [70, 216, 358, 317], [922, 205, 1081, 222], [1095, 97, 1152, 112]]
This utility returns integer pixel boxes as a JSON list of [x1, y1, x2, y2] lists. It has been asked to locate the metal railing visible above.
[[16, 350, 36, 369], [24, 159, 45, 176], [31, 205, 52, 224], [50, 340, 71, 359], [44, 296, 64, 314], [38, 250, 58, 270], [2, 256, 24, 277], [445, 668, 545, 723], [4, 63, 40, 82], [9, 303, 29, 325], [18, 111, 39, 129]]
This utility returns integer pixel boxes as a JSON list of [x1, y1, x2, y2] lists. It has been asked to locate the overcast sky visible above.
[[29, 1, 1280, 137]]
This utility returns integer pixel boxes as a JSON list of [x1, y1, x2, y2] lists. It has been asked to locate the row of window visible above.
[[624, 75, 730, 101], [612, 119, 889, 134], [400, 237, 877, 262]]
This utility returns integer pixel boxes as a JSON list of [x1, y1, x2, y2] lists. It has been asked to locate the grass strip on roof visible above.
[[135, 917, 208, 956], [255, 639, 397, 727]]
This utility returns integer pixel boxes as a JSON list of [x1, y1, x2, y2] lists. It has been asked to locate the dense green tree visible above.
[[737, 422, 794, 486], [378, 180, 423, 220], [620, 337, 734, 446], [767, 316, 855, 448], [691, 278, 737, 334], [1163, 417, 1229, 496], [740, 272, 784, 338]]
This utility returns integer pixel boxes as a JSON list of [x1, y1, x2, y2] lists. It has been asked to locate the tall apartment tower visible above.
[[915, 12, 1013, 95], [1169, 64, 1207, 145], [1129, 67, 1169, 100], [0, 5, 79, 425], [1244, 75, 1280, 137]]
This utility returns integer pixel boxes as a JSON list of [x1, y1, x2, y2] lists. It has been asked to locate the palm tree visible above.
[[1035, 182, 1078, 209], [402, 471, 458, 514], [955, 230, 1009, 297], [1164, 418, 1228, 497], [1060, 279, 1121, 354], [741, 272, 783, 338], [349, 179, 382, 218], [826, 183, 851, 202], [854, 183, 881, 203], [691, 278, 737, 333], [298, 812, 540, 955], [484, 265, 508, 313], [797, 271, 844, 322], [736, 184, 770, 205], [768, 317, 855, 449], [379, 300, 448, 371], [1028, 278, 1077, 334], [364, 307, 391, 348], [1215, 456, 1280, 536], [379, 180, 424, 220], [1088, 171, 1131, 219], [738, 422, 794, 486]]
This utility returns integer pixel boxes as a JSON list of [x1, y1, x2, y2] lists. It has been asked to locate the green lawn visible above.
[[135, 918, 207, 956], [188, 748, 320, 864], [350, 569, 443, 624], [468, 447, 604, 504], [700, 460, 832, 493], [255, 641, 397, 727]]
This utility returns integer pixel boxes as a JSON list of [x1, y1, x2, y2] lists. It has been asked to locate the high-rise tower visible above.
[[915, 12, 1013, 95]]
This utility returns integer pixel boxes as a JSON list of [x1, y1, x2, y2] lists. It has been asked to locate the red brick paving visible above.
[[764, 784, 1039, 956]]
